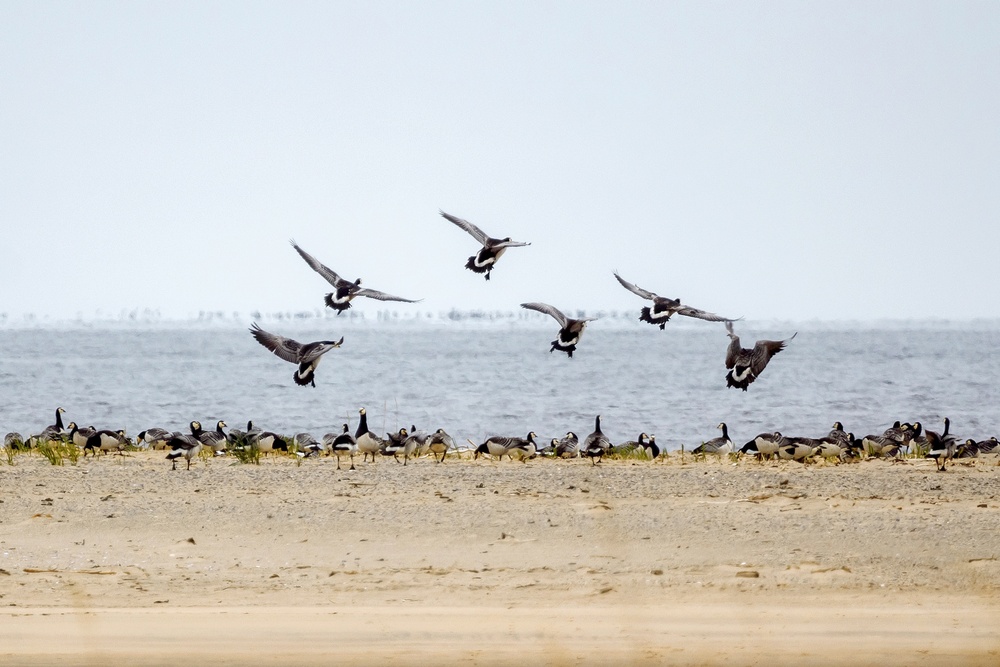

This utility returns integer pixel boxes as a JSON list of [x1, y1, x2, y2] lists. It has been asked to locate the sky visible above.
[[2, 1, 998, 322]]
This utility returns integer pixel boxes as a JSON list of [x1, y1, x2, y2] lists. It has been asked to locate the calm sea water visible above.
[[2, 318, 998, 450]]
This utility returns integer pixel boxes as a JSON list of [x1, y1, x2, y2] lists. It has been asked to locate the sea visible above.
[[2, 314, 998, 450]]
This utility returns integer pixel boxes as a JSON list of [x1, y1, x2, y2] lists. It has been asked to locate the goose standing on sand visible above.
[[638, 434, 660, 460], [426, 429, 456, 463], [520, 302, 595, 358], [471, 434, 537, 461], [613, 272, 736, 329], [30, 407, 67, 445], [582, 415, 612, 465], [290, 241, 422, 313], [553, 432, 580, 459], [355, 408, 385, 463], [740, 432, 785, 460], [166, 422, 204, 470], [249, 323, 343, 388], [67, 423, 97, 450], [440, 210, 530, 280], [724, 322, 796, 391], [136, 427, 173, 450], [3, 432, 24, 450], [925, 418, 958, 471], [198, 420, 229, 456], [382, 428, 410, 462], [693, 423, 734, 455], [88, 429, 130, 457], [324, 424, 358, 470]]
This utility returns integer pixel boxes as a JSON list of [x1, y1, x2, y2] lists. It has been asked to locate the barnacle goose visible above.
[[613, 271, 737, 329], [440, 210, 530, 280], [520, 302, 596, 358], [582, 415, 612, 465], [355, 408, 385, 463], [166, 422, 205, 470], [724, 322, 796, 391], [324, 424, 358, 470], [925, 418, 958, 471], [426, 429, 456, 463], [291, 241, 422, 313], [249, 323, 343, 387], [693, 423, 734, 455], [553, 432, 580, 459]]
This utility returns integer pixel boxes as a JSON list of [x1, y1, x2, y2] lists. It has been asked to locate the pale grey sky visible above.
[[2, 1, 998, 321]]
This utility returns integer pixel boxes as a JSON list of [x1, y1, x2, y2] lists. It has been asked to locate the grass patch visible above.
[[230, 443, 262, 465]]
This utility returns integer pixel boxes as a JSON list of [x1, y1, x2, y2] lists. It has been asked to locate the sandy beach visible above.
[[2, 451, 999, 665]]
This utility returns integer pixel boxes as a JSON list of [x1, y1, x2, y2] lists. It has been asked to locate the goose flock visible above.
[[3, 211, 995, 473], [250, 210, 794, 386], [5, 406, 998, 474]]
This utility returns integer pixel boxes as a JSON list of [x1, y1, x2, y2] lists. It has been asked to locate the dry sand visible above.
[[2, 450, 999, 665]]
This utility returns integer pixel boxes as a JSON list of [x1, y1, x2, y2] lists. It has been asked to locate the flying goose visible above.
[[582, 415, 612, 465], [724, 322, 796, 391], [166, 422, 205, 470], [355, 408, 385, 463], [440, 210, 530, 280], [290, 241, 421, 313], [425, 429, 456, 463], [693, 422, 734, 455], [324, 424, 358, 470], [249, 323, 343, 387], [520, 302, 596, 358], [613, 272, 736, 329]]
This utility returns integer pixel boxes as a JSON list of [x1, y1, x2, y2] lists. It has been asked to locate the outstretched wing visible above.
[[724, 322, 742, 369], [290, 240, 346, 288], [749, 333, 796, 376], [354, 287, 423, 303], [675, 305, 736, 323], [613, 271, 659, 301], [520, 302, 569, 328], [250, 323, 302, 363], [440, 210, 489, 245]]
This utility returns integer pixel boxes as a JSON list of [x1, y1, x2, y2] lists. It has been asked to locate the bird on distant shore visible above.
[[693, 422, 734, 455], [290, 241, 422, 313], [552, 432, 580, 459], [520, 302, 595, 358], [136, 427, 173, 450], [724, 322, 796, 391], [425, 429, 456, 463], [166, 422, 204, 470], [324, 424, 358, 470], [925, 417, 958, 471], [440, 210, 530, 280], [355, 408, 385, 463], [613, 272, 737, 329], [249, 323, 343, 387], [582, 415, 612, 465]]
